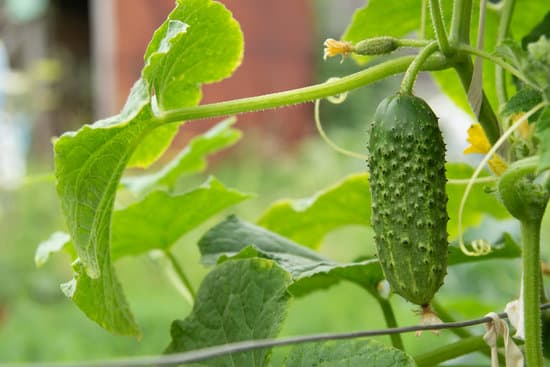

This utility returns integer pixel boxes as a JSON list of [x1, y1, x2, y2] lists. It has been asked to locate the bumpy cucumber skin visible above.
[[368, 93, 448, 306]]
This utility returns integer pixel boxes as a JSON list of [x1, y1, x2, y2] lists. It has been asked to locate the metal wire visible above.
[[5, 303, 550, 367]]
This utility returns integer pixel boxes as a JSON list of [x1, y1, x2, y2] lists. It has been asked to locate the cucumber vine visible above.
[[30, 0, 550, 366]]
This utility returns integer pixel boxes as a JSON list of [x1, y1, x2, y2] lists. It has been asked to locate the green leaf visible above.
[[55, 78, 153, 279], [126, 0, 244, 169], [501, 88, 543, 118], [522, 11, 550, 48], [123, 117, 242, 193], [143, 0, 243, 111], [54, 0, 243, 335], [258, 173, 371, 249], [165, 258, 291, 366], [199, 216, 383, 296], [127, 124, 179, 168], [342, 0, 421, 50], [536, 107, 550, 171], [111, 177, 251, 259], [35, 231, 72, 267], [284, 340, 416, 367], [61, 261, 140, 337]]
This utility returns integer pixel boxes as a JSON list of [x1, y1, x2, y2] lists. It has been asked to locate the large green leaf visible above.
[[257, 167, 507, 250], [54, 0, 243, 335], [143, 0, 243, 112], [55, 79, 152, 279], [165, 258, 291, 367], [111, 177, 251, 259], [124, 117, 242, 193], [199, 215, 384, 297], [257, 173, 371, 249], [284, 340, 416, 367]]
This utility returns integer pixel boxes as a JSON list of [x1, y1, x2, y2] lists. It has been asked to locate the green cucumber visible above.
[[368, 93, 448, 306]]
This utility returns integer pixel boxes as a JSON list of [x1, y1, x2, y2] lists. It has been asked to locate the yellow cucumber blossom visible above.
[[464, 123, 508, 175], [323, 39, 353, 62]]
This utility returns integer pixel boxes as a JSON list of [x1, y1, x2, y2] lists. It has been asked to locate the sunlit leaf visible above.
[[54, 0, 244, 335], [165, 258, 291, 366]]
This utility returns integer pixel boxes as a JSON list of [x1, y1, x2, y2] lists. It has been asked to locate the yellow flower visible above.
[[512, 112, 534, 139], [464, 124, 491, 154], [323, 38, 353, 62], [464, 123, 508, 175]]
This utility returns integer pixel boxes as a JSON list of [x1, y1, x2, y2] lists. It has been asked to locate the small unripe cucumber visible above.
[[368, 93, 448, 306]]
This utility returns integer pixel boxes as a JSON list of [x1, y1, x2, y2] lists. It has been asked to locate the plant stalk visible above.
[[429, 0, 452, 56], [154, 55, 449, 124], [400, 42, 440, 94], [414, 335, 490, 367], [453, 59, 500, 144], [165, 250, 196, 300], [376, 297, 405, 350], [495, 0, 516, 107], [450, 0, 472, 44], [522, 218, 544, 367]]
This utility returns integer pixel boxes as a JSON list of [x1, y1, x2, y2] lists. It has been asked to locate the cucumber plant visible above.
[[30, 0, 550, 366]]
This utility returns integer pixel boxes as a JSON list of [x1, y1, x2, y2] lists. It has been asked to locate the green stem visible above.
[[429, 0, 452, 55], [495, 0, 516, 106], [395, 38, 431, 48], [420, 0, 428, 39], [450, 0, 472, 44], [154, 54, 449, 124], [456, 44, 536, 89], [376, 297, 405, 350], [431, 299, 472, 339], [400, 42, 440, 94], [453, 59, 501, 144], [522, 218, 544, 367], [431, 299, 506, 364], [165, 250, 196, 300], [414, 336, 490, 367]]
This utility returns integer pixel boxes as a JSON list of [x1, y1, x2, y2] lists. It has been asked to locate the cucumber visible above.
[[368, 93, 448, 306]]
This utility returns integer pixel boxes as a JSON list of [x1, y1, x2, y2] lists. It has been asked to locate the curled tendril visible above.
[[457, 102, 547, 256], [314, 78, 368, 161]]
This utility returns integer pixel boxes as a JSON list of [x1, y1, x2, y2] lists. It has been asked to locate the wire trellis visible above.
[[4, 303, 550, 367]]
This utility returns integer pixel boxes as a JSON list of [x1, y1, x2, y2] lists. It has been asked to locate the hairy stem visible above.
[[495, 0, 516, 106], [154, 55, 449, 124], [450, 0, 472, 44], [400, 42, 440, 94], [429, 0, 452, 55], [414, 335, 490, 367], [376, 297, 405, 350], [453, 59, 500, 144], [165, 250, 196, 300], [522, 218, 544, 367]]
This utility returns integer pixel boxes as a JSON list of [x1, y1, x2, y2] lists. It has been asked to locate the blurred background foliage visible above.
[[0, 0, 549, 364]]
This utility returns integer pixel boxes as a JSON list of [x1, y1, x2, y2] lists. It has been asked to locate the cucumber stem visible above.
[[165, 250, 196, 301], [414, 335, 491, 367], [400, 42, 440, 94], [154, 54, 449, 125], [495, 0, 517, 106], [450, 0, 472, 44], [429, 0, 452, 56], [522, 219, 544, 367], [377, 297, 405, 350]]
